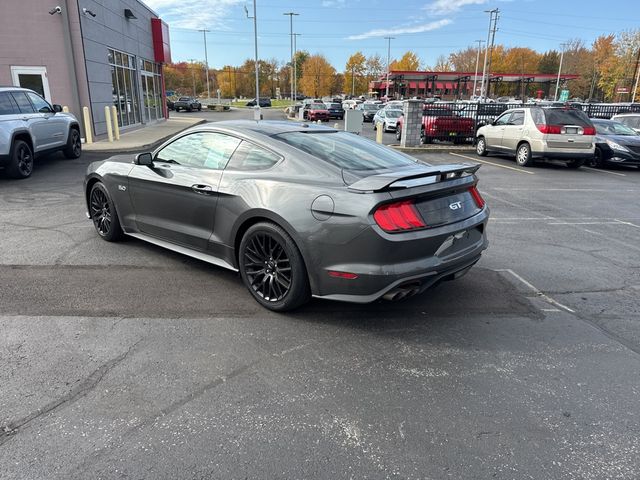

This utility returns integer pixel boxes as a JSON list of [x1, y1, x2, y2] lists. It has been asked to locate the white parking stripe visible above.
[[494, 269, 575, 313], [448, 152, 536, 175], [615, 219, 640, 229], [583, 167, 627, 177]]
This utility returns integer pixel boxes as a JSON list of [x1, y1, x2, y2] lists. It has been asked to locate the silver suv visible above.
[[475, 107, 595, 168], [0, 87, 81, 179]]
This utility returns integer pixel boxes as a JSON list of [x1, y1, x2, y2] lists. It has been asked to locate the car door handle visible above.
[[191, 184, 213, 194]]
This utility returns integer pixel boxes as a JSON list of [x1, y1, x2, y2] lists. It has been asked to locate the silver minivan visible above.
[[0, 87, 81, 179], [475, 107, 595, 168]]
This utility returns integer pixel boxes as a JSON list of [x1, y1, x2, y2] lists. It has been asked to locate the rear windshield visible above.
[[363, 104, 379, 110], [310, 104, 326, 110], [274, 131, 417, 171], [179, 97, 191, 101], [328, 103, 342, 108], [543, 108, 592, 127]]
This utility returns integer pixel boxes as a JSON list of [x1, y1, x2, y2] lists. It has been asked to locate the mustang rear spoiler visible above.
[[346, 163, 480, 192]]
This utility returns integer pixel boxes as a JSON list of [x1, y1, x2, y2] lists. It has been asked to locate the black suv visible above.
[[246, 97, 272, 107]]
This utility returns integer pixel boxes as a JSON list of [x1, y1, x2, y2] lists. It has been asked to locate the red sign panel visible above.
[[616, 87, 630, 93], [151, 18, 171, 64]]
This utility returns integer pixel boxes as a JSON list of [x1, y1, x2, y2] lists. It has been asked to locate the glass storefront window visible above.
[[108, 48, 139, 127]]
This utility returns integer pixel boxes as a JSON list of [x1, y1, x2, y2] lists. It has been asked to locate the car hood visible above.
[[596, 134, 640, 145]]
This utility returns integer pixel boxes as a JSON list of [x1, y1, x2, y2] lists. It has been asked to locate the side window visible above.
[[494, 113, 511, 126], [0, 93, 18, 115], [226, 141, 281, 171], [509, 111, 525, 126], [11, 92, 36, 114], [25, 92, 53, 113], [155, 132, 241, 170]]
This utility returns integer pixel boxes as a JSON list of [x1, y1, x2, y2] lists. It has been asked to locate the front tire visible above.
[[588, 147, 603, 168], [476, 136, 488, 156], [63, 128, 82, 159], [239, 222, 310, 312], [516, 142, 534, 167], [89, 182, 123, 242], [6, 139, 34, 179]]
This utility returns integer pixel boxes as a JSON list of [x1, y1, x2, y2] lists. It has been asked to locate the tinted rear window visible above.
[[274, 131, 417, 171], [11, 92, 35, 113], [328, 103, 342, 108], [544, 108, 592, 127], [0, 92, 18, 114]]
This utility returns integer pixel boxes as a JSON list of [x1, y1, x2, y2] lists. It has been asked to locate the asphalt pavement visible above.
[[1, 107, 639, 479]]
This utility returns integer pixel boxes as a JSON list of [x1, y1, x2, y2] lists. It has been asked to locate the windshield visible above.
[[310, 104, 326, 110], [179, 97, 191, 101], [364, 104, 379, 110], [385, 110, 402, 118], [274, 131, 417, 171], [616, 116, 640, 129], [594, 121, 638, 136]]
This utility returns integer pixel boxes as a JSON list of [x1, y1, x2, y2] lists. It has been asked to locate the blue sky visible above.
[[145, 0, 639, 71]]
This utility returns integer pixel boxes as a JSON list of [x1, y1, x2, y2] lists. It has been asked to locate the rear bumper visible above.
[[531, 139, 594, 160], [311, 210, 489, 303]]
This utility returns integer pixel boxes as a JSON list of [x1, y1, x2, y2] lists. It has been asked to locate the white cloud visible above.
[[144, 0, 244, 30], [347, 19, 453, 40], [424, 0, 488, 15]]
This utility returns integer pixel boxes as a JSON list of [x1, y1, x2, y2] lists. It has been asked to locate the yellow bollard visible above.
[[104, 106, 114, 142], [375, 122, 383, 144], [110, 105, 120, 140], [62, 106, 69, 113], [82, 107, 93, 144]]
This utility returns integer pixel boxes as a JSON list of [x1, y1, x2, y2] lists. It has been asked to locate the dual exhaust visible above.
[[382, 284, 421, 302]]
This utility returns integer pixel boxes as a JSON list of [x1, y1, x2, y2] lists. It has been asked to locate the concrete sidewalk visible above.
[[83, 116, 207, 153]]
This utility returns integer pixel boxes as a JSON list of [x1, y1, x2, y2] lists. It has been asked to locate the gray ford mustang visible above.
[[84, 120, 489, 311]]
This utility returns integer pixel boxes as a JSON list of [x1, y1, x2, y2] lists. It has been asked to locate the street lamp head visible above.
[[49, 6, 62, 15]]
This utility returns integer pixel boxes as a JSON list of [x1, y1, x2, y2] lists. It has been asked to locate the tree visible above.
[[216, 65, 239, 98], [299, 54, 336, 98], [593, 35, 621, 101], [448, 46, 480, 72], [345, 51, 367, 96], [390, 51, 421, 71], [538, 51, 559, 74], [433, 54, 452, 72], [366, 54, 384, 79]]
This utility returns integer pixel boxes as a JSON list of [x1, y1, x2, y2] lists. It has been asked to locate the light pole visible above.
[[293, 33, 301, 102], [554, 43, 567, 101], [385, 36, 394, 99], [472, 39, 485, 99], [283, 12, 298, 104], [245, 2, 260, 120], [480, 9, 498, 100], [198, 29, 211, 99]]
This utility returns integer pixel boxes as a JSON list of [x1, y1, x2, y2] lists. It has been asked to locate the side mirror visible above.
[[53, 104, 63, 113], [135, 152, 153, 166]]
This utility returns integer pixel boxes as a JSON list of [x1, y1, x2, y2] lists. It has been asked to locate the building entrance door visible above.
[[141, 72, 159, 122], [11, 66, 52, 102]]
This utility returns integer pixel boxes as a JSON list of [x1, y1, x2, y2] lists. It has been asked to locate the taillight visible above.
[[328, 271, 358, 279], [373, 200, 426, 233], [469, 186, 485, 209], [536, 124, 562, 134], [583, 127, 595, 135]]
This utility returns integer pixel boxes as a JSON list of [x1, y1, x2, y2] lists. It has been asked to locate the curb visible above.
[[390, 144, 476, 153], [83, 119, 208, 154]]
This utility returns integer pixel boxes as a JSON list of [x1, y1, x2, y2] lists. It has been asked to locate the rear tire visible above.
[[6, 139, 34, 179], [63, 128, 82, 159], [566, 158, 585, 169], [516, 142, 534, 167], [89, 182, 123, 242], [476, 136, 488, 156], [239, 222, 310, 312]]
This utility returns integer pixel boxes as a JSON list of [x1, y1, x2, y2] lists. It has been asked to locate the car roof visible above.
[[0, 86, 34, 93], [197, 120, 338, 137]]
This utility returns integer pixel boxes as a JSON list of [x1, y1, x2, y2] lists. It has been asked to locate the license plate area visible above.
[[564, 127, 578, 134]]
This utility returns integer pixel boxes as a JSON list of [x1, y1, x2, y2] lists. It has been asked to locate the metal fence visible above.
[[405, 102, 640, 144]]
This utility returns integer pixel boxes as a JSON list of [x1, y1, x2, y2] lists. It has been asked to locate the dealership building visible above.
[[0, 0, 171, 139]]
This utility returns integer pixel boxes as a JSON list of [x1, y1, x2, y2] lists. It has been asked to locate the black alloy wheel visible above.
[[8, 140, 34, 179], [239, 222, 310, 311], [63, 128, 82, 159], [89, 183, 123, 241]]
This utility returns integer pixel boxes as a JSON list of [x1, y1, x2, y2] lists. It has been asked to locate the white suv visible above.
[[0, 87, 81, 179], [475, 107, 595, 168]]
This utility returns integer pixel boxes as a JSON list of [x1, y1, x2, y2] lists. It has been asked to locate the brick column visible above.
[[400, 99, 423, 147]]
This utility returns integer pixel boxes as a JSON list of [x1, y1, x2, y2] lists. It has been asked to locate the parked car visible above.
[[304, 103, 330, 122], [324, 102, 344, 120], [342, 99, 357, 110], [588, 119, 640, 168], [357, 103, 382, 122], [0, 86, 82, 179], [84, 120, 489, 311], [174, 97, 202, 112], [373, 109, 403, 132], [475, 107, 596, 168], [383, 100, 403, 111], [245, 97, 272, 108], [611, 113, 640, 134], [396, 106, 475, 144], [166, 97, 175, 111]]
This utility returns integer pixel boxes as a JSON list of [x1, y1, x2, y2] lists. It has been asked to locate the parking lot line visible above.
[[448, 153, 536, 175], [615, 219, 640, 229], [494, 268, 575, 313], [583, 167, 627, 177]]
